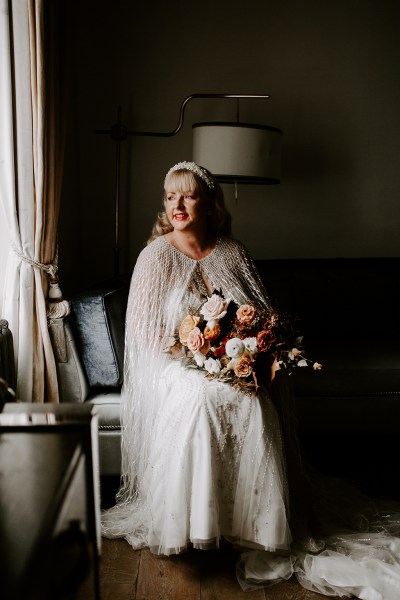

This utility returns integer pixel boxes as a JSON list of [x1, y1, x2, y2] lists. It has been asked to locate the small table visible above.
[[0, 403, 101, 599]]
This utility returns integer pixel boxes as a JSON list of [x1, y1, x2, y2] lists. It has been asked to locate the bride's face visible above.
[[165, 188, 209, 234]]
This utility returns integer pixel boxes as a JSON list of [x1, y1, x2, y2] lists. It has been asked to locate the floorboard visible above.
[[136, 548, 201, 600], [76, 537, 326, 600]]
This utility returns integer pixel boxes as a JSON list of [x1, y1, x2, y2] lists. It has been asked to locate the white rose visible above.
[[225, 337, 245, 359], [204, 357, 221, 375], [193, 351, 205, 367], [243, 337, 258, 355], [200, 294, 230, 323]]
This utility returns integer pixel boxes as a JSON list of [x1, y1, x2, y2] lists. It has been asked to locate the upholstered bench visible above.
[[54, 276, 129, 475], [56, 258, 400, 497]]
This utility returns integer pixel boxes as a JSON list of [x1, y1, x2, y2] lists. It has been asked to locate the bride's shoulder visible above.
[[218, 236, 250, 258], [138, 236, 169, 259], [133, 237, 171, 275]]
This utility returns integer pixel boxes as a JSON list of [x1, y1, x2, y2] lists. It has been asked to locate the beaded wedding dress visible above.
[[102, 235, 400, 599]]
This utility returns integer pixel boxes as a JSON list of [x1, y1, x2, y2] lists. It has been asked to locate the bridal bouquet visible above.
[[173, 290, 322, 394]]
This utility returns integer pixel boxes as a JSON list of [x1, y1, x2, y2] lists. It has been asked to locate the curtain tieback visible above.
[[11, 243, 58, 279], [11, 243, 70, 320]]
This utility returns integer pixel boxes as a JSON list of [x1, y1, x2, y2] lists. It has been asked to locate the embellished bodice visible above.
[[125, 234, 272, 356]]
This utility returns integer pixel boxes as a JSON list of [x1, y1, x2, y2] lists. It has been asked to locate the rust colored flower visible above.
[[179, 315, 200, 345], [212, 343, 226, 358], [257, 329, 275, 352], [234, 356, 253, 378], [204, 323, 221, 341], [236, 304, 257, 324]]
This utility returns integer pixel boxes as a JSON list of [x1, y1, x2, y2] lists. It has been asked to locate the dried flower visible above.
[[234, 357, 253, 378], [257, 329, 275, 352], [288, 347, 302, 361]]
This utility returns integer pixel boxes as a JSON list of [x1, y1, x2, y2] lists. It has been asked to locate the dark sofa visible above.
[[57, 257, 400, 498]]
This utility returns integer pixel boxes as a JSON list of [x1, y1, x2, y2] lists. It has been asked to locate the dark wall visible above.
[[59, 0, 400, 295]]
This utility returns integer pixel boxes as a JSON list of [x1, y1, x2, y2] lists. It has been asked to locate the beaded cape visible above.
[[102, 235, 400, 598], [101, 235, 290, 546]]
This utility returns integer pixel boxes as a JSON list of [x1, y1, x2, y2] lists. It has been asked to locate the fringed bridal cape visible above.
[[102, 235, 400, 599]]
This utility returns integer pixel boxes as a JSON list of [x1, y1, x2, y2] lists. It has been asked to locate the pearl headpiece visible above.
[[165, 161, 215, 189]]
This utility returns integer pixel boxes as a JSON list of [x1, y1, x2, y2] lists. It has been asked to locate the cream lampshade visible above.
[[192, 122, 283, 184]]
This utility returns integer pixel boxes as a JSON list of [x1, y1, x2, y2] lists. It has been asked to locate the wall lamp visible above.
[[96, 93, 282, 275]]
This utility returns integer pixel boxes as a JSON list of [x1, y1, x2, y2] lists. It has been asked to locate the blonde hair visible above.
[[148, 166, 231, 244]]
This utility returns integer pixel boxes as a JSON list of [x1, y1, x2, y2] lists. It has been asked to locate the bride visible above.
[[102, 161, 400, 598]]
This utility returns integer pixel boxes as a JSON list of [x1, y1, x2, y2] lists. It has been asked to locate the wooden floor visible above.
[[77, 537, 323, 600]]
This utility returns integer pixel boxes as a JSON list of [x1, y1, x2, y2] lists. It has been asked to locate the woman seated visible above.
[[102, 161, 400, 599]]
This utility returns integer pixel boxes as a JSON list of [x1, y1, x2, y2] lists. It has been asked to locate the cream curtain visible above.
[[0, 0, 64, 403]]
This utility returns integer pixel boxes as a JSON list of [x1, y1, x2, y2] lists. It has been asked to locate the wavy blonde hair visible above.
[[148, 166, 231, 244]]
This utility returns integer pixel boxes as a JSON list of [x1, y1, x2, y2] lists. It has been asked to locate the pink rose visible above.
[[187, 327, 206, 353], [236, 304, 256, 324]]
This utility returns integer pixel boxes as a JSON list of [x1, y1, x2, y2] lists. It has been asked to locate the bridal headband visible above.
[[165, 161, 215, 189]]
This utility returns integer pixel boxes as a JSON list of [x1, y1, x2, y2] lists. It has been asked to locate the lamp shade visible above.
[[192, 122, 283, 184]]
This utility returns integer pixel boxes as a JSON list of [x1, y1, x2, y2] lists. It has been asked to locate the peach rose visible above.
[[234, 356, 253, 378], [204, 323, 221, 341], [179, 315, 200, 345], [187, 327, 205, 353], [236, 304, 256, 324]]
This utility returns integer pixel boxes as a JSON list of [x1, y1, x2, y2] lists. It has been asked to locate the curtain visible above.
[[0, 0, 64, 403]]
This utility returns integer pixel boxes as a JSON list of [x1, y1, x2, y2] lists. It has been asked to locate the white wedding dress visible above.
[[102, 235, 400, 599]]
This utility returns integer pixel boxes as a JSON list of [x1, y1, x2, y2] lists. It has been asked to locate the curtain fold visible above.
[[0, 0, 65, 403]]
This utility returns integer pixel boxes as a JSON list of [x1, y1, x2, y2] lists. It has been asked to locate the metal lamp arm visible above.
[[95, 93, 271, 141]]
